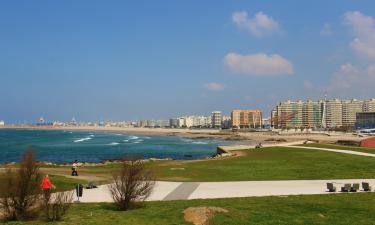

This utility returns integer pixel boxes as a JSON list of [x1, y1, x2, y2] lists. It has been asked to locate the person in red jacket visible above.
[[41, 174, 55, 202]]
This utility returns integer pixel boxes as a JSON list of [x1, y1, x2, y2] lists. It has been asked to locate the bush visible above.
[[42, 190, 73, 221], [109, 158, 155, 210], [0, 150, 42, 221]]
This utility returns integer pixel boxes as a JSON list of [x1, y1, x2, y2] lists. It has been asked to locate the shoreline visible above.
[[0, 125, 366, 143]]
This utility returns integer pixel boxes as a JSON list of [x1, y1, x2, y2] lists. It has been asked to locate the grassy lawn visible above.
[[4, 146, 375, 183], [303, 143, 375, 154], [0, 173, 85, 193], [4, 193, 375, 224], [149, 147, 375, 181]]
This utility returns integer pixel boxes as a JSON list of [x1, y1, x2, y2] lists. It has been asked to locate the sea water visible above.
[[0, 129, 250, 163]]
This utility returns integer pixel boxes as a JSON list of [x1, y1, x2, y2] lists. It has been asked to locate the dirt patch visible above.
[[183, 207, 228, 225]]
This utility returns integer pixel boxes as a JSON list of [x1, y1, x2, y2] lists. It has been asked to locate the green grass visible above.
[[4, 193, 375, 224], [4, 146, 375, 182], [303, 143, 375, 154], [149, 146, 375, 181], [0, 174, 84, 193]]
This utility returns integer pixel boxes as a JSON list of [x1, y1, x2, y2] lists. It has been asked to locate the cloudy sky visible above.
[[1, 0, 375, 123]]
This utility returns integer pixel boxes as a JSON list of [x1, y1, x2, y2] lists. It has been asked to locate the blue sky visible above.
[[1, 0, 375, 123]]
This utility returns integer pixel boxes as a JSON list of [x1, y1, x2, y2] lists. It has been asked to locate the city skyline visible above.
[[1, 1, 375, 123]]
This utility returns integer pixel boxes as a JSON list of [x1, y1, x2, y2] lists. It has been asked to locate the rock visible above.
[[183, 207, 228, 225]]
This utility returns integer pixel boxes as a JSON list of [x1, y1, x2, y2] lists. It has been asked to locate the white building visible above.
[[211, 111, 222, 128], [0, 120, 4, 126]]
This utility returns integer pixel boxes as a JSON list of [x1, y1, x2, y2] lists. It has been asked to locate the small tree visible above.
[[109, 158, 155, 210], [0, 150, 42, 221], [42, 191, 73, 221]]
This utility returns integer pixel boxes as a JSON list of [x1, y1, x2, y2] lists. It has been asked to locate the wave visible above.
[[192, 141, 208, 145], [129, 136, 139, 140], [143, 136, 151, 139], [114, 133, 123, 136], [89, 134, 95, 137], [123, 139, 129, 142], [74, 137, 92, 143], [108, 142, 120, 146]]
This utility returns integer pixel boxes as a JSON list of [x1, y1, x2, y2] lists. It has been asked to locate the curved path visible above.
[[288, 146, 375, 157], [76, 179, 375, 203]]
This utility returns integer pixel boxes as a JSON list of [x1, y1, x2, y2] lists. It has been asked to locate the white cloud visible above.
[[327, 63, 375, 97], [224, 52, 294, 76], [232, 11, 280, 37], [204, 82, 225, 91], [344, 11, 375, 59], [320, 23, 333, 36]]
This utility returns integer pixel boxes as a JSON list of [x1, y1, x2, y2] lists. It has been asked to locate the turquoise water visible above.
[[0, 129, 248, 163]]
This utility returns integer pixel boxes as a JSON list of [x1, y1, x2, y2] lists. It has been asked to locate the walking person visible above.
[[41, 175, 54, 204], [71, 160, 79, 176]]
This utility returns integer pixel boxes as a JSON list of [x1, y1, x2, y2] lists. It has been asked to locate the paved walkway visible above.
[[76, 179, 375, 203], [288, 146, 375, 157]]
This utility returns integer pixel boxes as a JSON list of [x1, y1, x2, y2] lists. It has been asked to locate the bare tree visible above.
[[109, 158, 155, 210], [0, 149, 42, 221], [42, 191, 73, 221]]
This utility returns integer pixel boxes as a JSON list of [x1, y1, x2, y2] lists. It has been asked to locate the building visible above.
[[355, 112, 375, 130], [231, 110, 262, 129], [211, 111, 222, 128], [0, 120, 4, 126], [271, 98, 375, 130], [169, 118, 178, 128], [302, 100, 323, 128], [342, 99, 363, 128], [271, 100, 303, 129], [222, 116, 232, 129], [363, 99, 375, 112]]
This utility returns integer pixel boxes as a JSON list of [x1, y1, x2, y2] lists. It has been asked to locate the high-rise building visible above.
[[325, 99, 343, 128], [222, 116, 232, 129], [363, 99, 375, 112], [271, 98, 375, 129], [342, 99, 364, 127], [0, 120, 4, 126], [211, 111, 222, 128], [302, 100, 323, 128], [231, 110, 262, 129], [271, 100, 303, 129]]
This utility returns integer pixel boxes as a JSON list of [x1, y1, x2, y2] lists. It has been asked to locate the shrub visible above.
[[0, 150, 42, 221], [109, 158, 155, 210], [42, 191, 73, 221]]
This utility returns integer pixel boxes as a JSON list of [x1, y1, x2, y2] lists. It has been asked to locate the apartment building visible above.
[[342, 99, 364, 127], [363, 99, 375, 112], [211, 111, 222, 128], [231, 109, 262, 129], [325, 99, 343, 128], [272, 98, 375, 129]]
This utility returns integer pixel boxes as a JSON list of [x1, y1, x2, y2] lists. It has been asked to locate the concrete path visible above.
[[288, 146, 375, 157], [76, 179, 375, 203]]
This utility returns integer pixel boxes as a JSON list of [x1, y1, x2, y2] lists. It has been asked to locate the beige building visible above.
[[272, 98, 375, 130], [342, 99, 364, 127], [231, 109, 262, 128], [363, 99, 375, 112], [325, 99, 343, 128]]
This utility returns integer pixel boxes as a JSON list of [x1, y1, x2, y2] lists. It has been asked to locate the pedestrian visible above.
[[72, 160, 79, 176], [41, 174, 54, 203]]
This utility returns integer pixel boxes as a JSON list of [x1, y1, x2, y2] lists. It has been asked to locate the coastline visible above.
[[0, 125, 365, 143]]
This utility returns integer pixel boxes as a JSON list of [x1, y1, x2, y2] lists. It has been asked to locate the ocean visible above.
[[0, 129, 249, 163]]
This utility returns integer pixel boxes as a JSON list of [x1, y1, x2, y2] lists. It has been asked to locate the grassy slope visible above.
[[0, 174, 85, 193], [5, 146, 375, 183], [150, 147, 375, 181], [4, 193, 375, 225], [304, 143, 375, 154]]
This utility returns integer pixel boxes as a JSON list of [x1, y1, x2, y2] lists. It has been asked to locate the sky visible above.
[[1, 0, 375, 123]]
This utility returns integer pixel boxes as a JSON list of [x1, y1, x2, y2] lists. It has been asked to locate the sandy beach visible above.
[[0, 125, 365, 143]]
